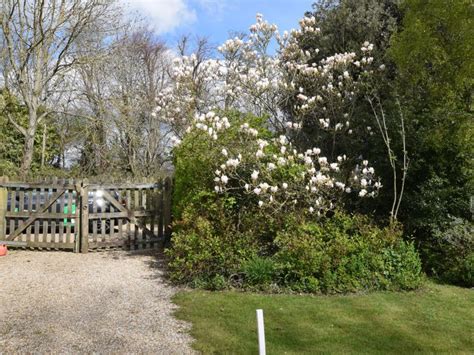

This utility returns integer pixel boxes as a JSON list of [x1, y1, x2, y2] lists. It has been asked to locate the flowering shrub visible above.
[[174, 109, 379, 217], [165, 13, 421, 293], [160, 12, 386, 217], [172, 111, 271, 219], [167, 110, 422, 293], [156, 13, 381, 146], [214, 121, 381, 215]]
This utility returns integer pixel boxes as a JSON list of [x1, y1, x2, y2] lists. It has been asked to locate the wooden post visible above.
[[163, 177, 172, 245], [256, 309, 266, 355], [0, 176, 8, 241], [80, 179, 89, 253]]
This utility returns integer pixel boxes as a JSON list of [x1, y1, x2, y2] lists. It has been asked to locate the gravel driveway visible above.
[[0, 250, 195, 354]]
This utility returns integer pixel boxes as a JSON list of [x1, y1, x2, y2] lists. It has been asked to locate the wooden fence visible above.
[[0, 176, 172, 252]]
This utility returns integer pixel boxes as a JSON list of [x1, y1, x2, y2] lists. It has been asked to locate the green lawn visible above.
[[173, 283, 474, 354]]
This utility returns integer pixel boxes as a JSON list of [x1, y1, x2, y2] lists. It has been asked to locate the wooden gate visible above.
[[0, 176, 172, 252]]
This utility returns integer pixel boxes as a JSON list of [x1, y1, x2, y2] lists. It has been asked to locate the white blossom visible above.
[[251, 170, 259, 181], [164, 13, 381, 213]]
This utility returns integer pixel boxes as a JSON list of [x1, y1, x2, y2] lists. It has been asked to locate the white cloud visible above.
[[194, 0, 227, 17], [125, 0, 197, 34]]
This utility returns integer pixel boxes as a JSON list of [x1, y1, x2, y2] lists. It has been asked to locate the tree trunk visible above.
[[41, 123, 47, 168], [20, 128, 36, 179], [19, 107, 39, 179]]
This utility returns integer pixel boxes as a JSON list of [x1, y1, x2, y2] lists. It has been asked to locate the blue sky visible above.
[[125, 0, 314, 48]]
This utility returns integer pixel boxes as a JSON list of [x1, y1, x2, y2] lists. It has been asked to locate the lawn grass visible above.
[[173, 282, 474, 354]]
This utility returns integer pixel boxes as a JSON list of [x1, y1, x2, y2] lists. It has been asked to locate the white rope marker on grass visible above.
[[256, 309, 266, 355]]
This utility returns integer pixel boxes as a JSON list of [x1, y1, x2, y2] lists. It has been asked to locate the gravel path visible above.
[[0, 250, 195, 354]]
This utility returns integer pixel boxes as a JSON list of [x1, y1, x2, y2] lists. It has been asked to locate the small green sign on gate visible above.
[[63, 203, 76, 225]]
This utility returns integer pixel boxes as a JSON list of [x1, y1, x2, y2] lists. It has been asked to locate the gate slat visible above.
[[19, 189, 25, 244], [42, 179, 48, 246], [116, 189, 123, 244], [8, 188, 16, 240], [59, 178, 65, 245], [92, 189, 98, 247], [79, 180, 89, 253], [34, 177, 41, 246], [66, 179, 73, 245], [109, 216, 115, 250], [50, 177, 57, 249], [26, 189, 33, 247], [0, 176, 7, 241], [134, 189, 140, 249], [33, 179, 41, 248], [126, 188, 132, 249], [101, 188, 107, 248], [75, 182, 81, 252]]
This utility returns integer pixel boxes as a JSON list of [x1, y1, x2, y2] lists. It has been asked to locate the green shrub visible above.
[[167, 203, 423, 292], [462, 253, 474, 286], [274, 212, 423, 293], [167, 109, 423, 293], [166, 193, 260, 286], [207, 275, 228, 291], [242, 257, 276, 287], [172, 110, 271, 220], [425, 217, 474, 287]]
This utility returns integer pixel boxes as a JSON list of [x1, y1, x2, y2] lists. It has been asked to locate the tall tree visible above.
[[71, 27, 172, 177], [290, 0, 404, 220], [0, 0, 117, 177], [389, 0, 473, 236], [109, 29, 172, 177], [308, 0, 401, 59]]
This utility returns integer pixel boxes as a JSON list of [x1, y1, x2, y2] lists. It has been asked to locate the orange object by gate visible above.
[[0, 244, 7, 256]]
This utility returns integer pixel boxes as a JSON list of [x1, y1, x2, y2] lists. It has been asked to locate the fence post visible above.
[[80, 179, 89, 253], [0, 176, 8, 241], [163, 177, 172, 245]]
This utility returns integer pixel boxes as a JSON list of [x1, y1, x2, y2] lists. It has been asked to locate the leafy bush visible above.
[[462, 254, 474, 286], [172, 110, 272, 220], [274, 212, 422, 293], [166, 193, 260, 285], [167, 201, 423, 292], [167, 110, 422, 293], [424, 218, 474, 287]]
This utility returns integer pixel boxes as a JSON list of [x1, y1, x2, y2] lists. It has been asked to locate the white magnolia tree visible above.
[[159, 14, 384, 215]]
